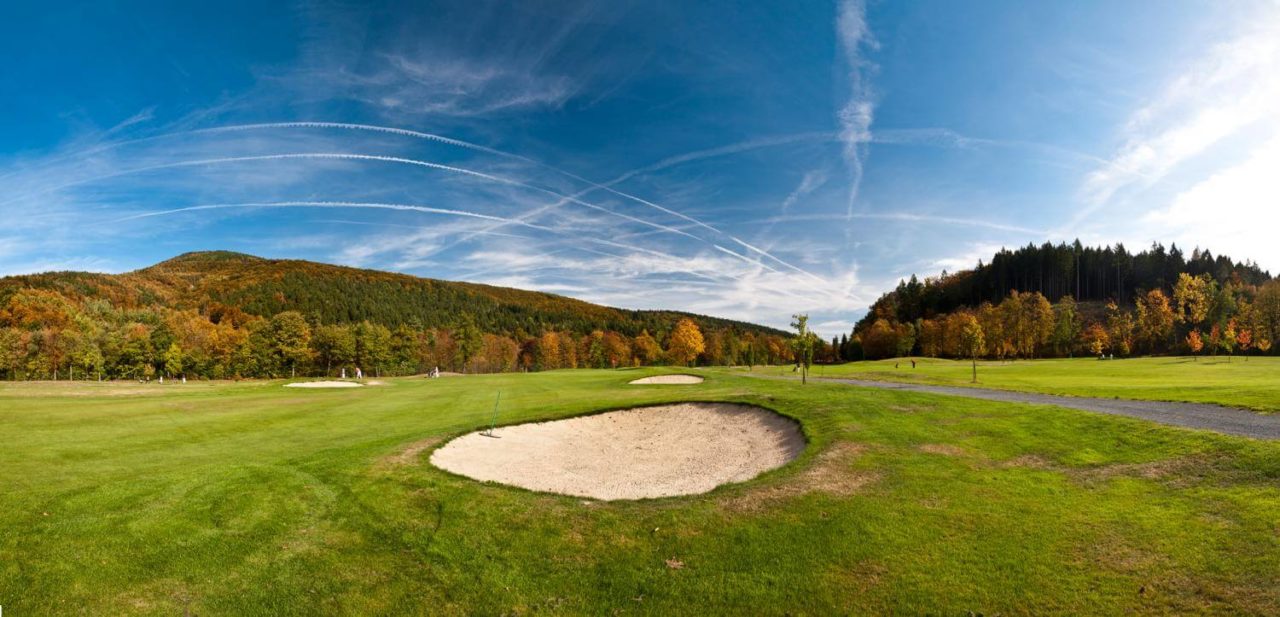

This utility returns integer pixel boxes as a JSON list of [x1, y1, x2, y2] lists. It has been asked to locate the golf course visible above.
[[4, 366, 1279, 615]]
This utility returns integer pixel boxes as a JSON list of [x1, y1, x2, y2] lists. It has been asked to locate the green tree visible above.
[[312, 324, 356, 376], [269, 311, 312, 378], [163, 342, 185, 378], [354, 321, 391, 377], [453, 315, 484, 372], [789, 314, 818, 384], [1050, 296, 1081, 357], [956, 314, 985, 382]]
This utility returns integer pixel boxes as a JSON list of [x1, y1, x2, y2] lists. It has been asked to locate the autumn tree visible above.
[[632, 330, 662, 366], [1135, 289, 1175, 353], [1237, 326, 1253, 361], [535, 332, 561, 370], [1105, 302, 1135, 357], [1173, 273, 1212, 329], [666, 318, 706, 367], [917, 319, 943, 358], [602, 332, 631, 368], [1081, 323, 1110, 357], [1186, 329, 1204, 359], [861, 319, 898, 360], [1255, 281, 1280, 349], [1022, 292, 1055, 358]]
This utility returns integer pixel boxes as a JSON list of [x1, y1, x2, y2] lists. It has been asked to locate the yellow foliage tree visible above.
[[666, 319, 705, 366]]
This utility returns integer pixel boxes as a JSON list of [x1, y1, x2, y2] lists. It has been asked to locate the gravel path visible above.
[[804, 377, 1280, 440]]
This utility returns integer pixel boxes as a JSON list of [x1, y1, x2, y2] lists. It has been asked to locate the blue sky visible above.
[[2, 1, 1278, 335]]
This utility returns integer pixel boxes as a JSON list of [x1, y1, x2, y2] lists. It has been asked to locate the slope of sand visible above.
[[284, 381, 364, 388], [628, 374, 704, 384], [430, 403, 804, 500]]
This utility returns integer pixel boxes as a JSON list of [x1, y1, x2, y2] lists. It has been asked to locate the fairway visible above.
[[4, 370, 1280, 615], [813, 356, 1280, 413]]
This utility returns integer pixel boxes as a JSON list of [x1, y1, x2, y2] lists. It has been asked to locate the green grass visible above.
[[3, 369, 1280, 615], [810, 355, 1280, 412]]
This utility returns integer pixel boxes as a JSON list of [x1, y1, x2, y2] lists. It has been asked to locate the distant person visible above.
[[894, 362, 899, 369], [355, 367, 363, 379], [910, 359, 916, 369]]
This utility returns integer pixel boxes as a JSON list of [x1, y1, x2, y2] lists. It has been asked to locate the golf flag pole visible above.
[[485, 391, 501, 437]]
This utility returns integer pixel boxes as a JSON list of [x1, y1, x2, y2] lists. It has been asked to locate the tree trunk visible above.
[[971, 357, 977, 383]]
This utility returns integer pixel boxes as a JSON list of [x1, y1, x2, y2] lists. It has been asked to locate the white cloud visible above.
[[1144, 135, 1280, 271], [1075, 6, 1280, 227]]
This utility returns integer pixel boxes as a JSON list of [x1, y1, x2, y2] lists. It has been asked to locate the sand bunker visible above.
[[628, 374, 704, 385], [284, 380, 364, 389], [430, 402, 804, 500]]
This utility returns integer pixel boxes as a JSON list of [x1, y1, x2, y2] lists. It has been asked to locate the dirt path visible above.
[[768, 376, 1280, 440]]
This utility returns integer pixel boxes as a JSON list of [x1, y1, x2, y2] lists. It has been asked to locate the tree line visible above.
[[840, 273, 1280, 362], [860, 241, 1271, 330], [0, 288, 794, 380]]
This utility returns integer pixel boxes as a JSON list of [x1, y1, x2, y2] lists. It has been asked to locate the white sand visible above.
[[628, 374, 704, 385], [430, 403, 804, 500], [284, 380, 364, 388]]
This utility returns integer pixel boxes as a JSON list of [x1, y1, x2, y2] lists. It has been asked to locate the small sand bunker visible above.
[[284, 380, 364, 389], [430, 403, 804, 500], [628, 374, 704, 385]]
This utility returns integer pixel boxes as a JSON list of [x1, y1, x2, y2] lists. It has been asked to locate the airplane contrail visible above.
[[191, 121, 846, 296], [111, 200, 780, 289], [3, 151, 703, 242], [8, 120, 847, 302], [111, 201, 560, 230]]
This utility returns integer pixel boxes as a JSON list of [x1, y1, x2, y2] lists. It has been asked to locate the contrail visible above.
[[431, 130, 848, 299], [112, 200, 765, 289], [9, 119, 846, 302], [111, 201, 561, 231], [8, 119, 846, 300], [3, 151, 702, 242]]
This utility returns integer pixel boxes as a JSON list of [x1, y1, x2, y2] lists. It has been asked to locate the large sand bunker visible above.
[[628, 374, 704, 385], [430, 403, 804, 500], [285, 380, 364, 389]]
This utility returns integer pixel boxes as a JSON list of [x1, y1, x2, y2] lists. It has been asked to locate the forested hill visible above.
[[858, 242, 1272, 331], [0, 251, 784, 339]]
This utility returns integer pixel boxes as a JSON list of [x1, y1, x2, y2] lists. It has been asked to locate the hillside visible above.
[[1, 251, 785, 339], [0, 251, 790, 379]]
